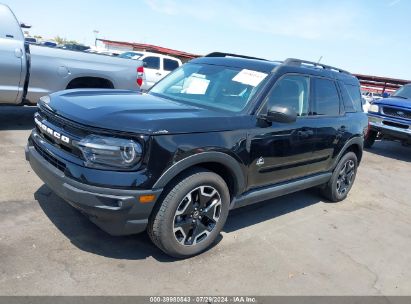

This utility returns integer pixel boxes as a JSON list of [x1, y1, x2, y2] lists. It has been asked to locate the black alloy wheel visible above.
[[173, 186, 222, 246], [336, 159, 356, 196], [321, 152, 358, 202]]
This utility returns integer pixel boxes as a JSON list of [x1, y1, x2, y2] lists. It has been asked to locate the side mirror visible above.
[[265, 105, 297, 123]]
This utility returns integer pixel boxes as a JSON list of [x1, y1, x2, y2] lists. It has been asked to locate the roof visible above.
[[191, 56, 280, 73], [192, 56, 357, 85], [97, 39, 199, 59]]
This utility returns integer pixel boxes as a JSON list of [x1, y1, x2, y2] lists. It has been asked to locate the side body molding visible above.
[[152, 151, 246, 195]]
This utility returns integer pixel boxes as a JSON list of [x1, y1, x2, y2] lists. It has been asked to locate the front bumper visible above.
[[26, 143, 163, 236], [368, 114, 411, 142]]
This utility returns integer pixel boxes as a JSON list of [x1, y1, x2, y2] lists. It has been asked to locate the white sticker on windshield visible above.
[[182, 75, 210, 94], [191, 73, 206, 79], [232, 69, 268, 87]]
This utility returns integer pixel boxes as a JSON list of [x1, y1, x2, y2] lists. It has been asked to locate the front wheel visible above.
[[148, 168, 230, 258], [321, 152, 358, 202]]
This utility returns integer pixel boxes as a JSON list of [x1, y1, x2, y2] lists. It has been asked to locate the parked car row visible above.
[[24, 37, 88, 50], [362, 91, 383, 103]]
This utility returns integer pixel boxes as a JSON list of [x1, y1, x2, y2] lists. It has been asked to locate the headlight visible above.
[[77, 135, 143, 169], [369, 104, 379, 113]]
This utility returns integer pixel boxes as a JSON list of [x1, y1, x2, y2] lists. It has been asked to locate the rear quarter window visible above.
[[341, 83, 363, 113]]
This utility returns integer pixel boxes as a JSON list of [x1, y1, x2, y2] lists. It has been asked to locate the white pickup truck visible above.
[[118, 51, 182, 90], [0, 4, 145, 105]]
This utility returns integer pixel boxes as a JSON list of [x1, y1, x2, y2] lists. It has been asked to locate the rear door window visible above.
[[163, 59, 179, 71], [143, 56, 160, 69], [311, 78, 341, 116]]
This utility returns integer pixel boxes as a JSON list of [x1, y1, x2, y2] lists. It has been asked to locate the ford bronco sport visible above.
[[26, 52, 368, 258]]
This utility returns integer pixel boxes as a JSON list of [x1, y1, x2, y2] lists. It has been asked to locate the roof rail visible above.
[[205, 52, 267, 61], [283, 58, 350, 74]]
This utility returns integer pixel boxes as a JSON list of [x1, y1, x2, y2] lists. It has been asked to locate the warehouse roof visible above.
[[97, 38, 199, 59]]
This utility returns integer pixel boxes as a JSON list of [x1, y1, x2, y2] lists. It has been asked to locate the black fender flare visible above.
[[332, 136, 363, 170], [152, 151, 246, 195]]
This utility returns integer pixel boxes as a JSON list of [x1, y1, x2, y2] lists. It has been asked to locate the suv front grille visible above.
[[382, 107, 411, 120], [32, 140, 66, 172], [38, 105, 89, 138], [36, 106, 85, 159]]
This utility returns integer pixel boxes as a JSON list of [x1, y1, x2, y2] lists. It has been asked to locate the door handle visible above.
[[14, 48, 23, 58], [297, 130, 314, 138], [336, 126, 346, 140], [338, 125, 346, 132], [155, 72, 162, 76]]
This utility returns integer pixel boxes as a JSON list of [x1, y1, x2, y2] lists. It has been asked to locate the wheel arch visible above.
[[333, 136, 363, 170], [66, 76, 114, 89], [152, 152, 246, 198], [345, 143, 362, 163]]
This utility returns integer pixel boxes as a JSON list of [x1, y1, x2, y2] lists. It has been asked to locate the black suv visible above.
[[26, 52, 368, 257]]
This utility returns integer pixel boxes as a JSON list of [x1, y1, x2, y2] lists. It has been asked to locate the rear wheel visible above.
[[148, 168, 230, 258], [321, 152, 358, 202], [364, 130, 377, 148]]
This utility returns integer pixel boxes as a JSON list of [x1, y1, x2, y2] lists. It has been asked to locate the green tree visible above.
[[53, 36, 65, 45], [54, 35, 81, 45]]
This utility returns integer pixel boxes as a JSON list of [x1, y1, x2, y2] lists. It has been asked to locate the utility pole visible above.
[[93, 30, 99, 47]]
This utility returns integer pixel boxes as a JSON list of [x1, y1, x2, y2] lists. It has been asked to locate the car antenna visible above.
[[317, 56, 323, 64]]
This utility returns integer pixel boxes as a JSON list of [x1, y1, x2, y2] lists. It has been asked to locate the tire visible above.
[[148, 168, 230, 258], [321, 152, 358, 202], [364, 130, 377, 148]]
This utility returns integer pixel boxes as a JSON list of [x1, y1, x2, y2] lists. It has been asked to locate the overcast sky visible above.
[[4, 0, 411, 79]]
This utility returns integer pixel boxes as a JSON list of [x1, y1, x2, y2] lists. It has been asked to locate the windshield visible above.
[[149, 63, 268, 112], [118, 52, 143, 59], [393, 85, 411, 99]]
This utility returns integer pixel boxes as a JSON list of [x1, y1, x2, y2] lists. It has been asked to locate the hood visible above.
[[42, 89, 250, 134], [373, 96, 411, 109]]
